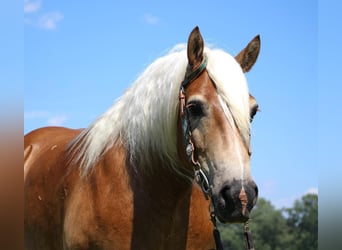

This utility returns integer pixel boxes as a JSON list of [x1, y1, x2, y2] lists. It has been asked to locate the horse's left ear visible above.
[[235, 35, 261, 73], [187, 26, 204, 69]]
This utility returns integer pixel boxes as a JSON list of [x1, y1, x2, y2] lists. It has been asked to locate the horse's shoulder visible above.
[[24, 126, 83, 181]]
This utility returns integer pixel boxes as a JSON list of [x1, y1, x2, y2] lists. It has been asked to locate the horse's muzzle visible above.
[[213, 180, 258, 223]]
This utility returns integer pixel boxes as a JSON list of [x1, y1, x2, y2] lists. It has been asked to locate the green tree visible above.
[[250, 198, 293, 250], [218, 198, 292, 250], [217, 195, 318, 250], [284, 193, 318, 250], [218, 223, 244, 250]]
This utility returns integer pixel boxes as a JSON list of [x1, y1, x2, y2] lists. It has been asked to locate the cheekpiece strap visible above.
[[179, 55, 208, 161], [179, 55, 212, 199]]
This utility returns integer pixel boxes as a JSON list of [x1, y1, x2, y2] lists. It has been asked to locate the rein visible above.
[[179, 56, 255, 250]]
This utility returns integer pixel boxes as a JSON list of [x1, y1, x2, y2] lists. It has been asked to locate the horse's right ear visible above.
[[235, 35, 261, 73], [187, 26, 204, 69]]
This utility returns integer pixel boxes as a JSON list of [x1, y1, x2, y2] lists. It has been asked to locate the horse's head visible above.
[[178, 27, 260, 223]]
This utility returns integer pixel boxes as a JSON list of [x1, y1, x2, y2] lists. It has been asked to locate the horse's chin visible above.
[[213, 198, 251, 224], [215, 210, 250, 224]]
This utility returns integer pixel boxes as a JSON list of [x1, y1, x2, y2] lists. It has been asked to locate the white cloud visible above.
[[47, 115, 67, 126], [38, 11, 64, 30], [24, 1, 64, 30], [271, 187, 318, 209], [25, 110, 67, 126], [257, 179, 318, 209], [305, 187, 318, 195], [24, 0, 42, 14], [143, 13, 160, 25]]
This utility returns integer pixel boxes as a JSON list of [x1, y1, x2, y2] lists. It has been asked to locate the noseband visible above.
[[179, 56, 255, 250]]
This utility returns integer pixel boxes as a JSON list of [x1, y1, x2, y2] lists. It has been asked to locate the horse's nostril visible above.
[[220, 185, 230, 200], [252, 183, 259, 206], [254, 185, 258, 197], [221, 185, 230, 194], [220, 185, 235, 211], [248, 181, 258, 203]]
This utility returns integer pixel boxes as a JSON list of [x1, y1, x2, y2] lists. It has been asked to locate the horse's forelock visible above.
[[206, 49, 251, 144]]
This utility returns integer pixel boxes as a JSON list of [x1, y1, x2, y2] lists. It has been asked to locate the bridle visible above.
[[178, 55, 255, 250], [179, 55, 212, 199]]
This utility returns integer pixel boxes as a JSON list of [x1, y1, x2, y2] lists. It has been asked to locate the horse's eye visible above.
[[186, 101, 204, 118]]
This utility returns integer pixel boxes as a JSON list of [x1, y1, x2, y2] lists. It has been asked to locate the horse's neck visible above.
[[128, 159, 193, 249]]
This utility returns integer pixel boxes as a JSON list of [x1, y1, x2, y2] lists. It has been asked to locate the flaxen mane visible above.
[[68, 45, 250, 176]]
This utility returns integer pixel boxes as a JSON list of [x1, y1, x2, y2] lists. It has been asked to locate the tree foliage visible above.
[[284, 194, 318, 250], [217, 194, 318, 250]]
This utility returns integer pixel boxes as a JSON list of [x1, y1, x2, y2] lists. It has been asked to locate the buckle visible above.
[[195, 168, 211, 199]]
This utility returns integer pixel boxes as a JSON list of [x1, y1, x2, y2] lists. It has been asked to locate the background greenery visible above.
[[218, 194, 318, 250]]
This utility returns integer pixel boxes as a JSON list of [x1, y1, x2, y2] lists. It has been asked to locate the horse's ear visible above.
[[187, 26, 204, 69], [235, 35, 261, 73]]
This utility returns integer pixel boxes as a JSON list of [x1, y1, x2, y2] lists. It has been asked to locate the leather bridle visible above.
[[178, 55, 212, 199], [178, 55, 255, 250]]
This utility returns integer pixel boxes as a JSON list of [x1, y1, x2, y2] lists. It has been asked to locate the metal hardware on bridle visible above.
[[243, 220, 255, 250], [179, 55, 255, 250]]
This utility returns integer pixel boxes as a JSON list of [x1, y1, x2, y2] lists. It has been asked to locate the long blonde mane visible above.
[[68, 45, 250, 176]]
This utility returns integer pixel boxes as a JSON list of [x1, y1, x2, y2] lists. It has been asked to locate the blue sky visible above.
[[23, 0, 321, 209]]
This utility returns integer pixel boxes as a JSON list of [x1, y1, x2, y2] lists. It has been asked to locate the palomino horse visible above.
[[25, 27, 260, 250]]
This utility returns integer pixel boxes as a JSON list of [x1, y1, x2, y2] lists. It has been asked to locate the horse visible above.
[[24, 26, 261, 250]]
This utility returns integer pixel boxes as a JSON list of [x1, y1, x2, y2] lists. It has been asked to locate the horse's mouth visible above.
[[215, 205, 251, 224]]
